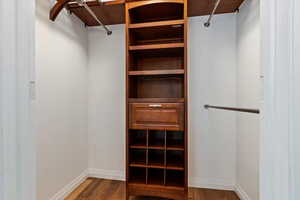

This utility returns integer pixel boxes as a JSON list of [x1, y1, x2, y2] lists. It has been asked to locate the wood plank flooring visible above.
[[66, 178, 240, 200]]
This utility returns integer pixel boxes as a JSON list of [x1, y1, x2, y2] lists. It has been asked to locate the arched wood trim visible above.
[[49, 0, 72, 21], [127, 0, 184, 10]]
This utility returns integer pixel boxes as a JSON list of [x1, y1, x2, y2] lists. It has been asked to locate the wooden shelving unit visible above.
[[126, 0, 188, 199]]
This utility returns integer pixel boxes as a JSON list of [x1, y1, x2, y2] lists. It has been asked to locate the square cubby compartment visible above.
[[148, 130, 165, 149], [148, 168, 165, 186], [129, 167, 146, 184], [167, 150, 184, 169], [166, 170, 184, 187], [167, 131, 184, 150], [130, 149, 146, 165], [129, 129, 147, 147], [148, 149, 165, 167]]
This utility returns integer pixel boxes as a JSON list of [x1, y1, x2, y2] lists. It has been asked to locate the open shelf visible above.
[[128, 98, 184, 103], [166, 170, 184, 187], [128, 69, 184, 76], [167, 131, 184, 151], [129, 19, 184, 29], [129, 23, 183, 46], [129, 129, 147, 149], [148, 168, 165, 185], [129, 43, 184, 51], [128, 2, 184, 24], [167, 150, 184, 170], [130, 149, 147, 165], [129, 75, 184, 99], [129, 167, 146, 184], [148, 149, 165, 167], [129, 47, 184, 71], [148, 130, 165, 149]]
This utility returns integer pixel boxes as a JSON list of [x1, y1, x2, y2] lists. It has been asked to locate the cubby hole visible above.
[[167, 131, 184, 150], [148, 149, 165, 167], [129, 3, 184, 24], [129, 75, 184, 99], [166, 170, 184, 187], [167, 150, 184, 169], [148, 130, 165, 149], [129, 167, 146, 184], [148, 168, 165, 185], [129, 48, 184, 71], [129, 25, 184, 46], [129, 129, 147, 147], [130, 149, 146, 165]]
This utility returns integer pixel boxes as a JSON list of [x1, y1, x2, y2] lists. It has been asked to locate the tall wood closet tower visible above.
[[125, 0, 188, 199]]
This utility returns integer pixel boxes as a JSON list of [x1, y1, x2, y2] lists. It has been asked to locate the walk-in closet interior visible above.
[[35, 0, 261, 199]]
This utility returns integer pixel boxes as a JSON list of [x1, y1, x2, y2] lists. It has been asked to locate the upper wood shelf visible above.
[[128, 98, 185, 103], [128, 19, 184, 29], [128, 69, 184, 76], [129, 43, 184, 50], [54, 0, 246, 26]]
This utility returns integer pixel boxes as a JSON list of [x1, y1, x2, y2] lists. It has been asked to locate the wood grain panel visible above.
[[65, 0, 246, 26], [129, 103, 184, 130]]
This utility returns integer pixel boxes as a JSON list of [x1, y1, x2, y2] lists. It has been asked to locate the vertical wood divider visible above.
[[164, 129, 167, 185], [146, 129, 149, 184]]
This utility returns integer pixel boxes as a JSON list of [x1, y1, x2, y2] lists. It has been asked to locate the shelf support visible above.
[[204, 0, 221, 27], [76, 0, 112, 35], [50, 0, 112, 35]]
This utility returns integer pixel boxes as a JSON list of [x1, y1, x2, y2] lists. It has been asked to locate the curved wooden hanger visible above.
[[50, 0, 72, 21]]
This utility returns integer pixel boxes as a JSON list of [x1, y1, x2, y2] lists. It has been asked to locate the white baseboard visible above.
[[88, 168, 125, 181], [189, 177, 235, 191], [235, 184, 251, 200], [49, 170, 88, 200], [88, 170, 235, 191]]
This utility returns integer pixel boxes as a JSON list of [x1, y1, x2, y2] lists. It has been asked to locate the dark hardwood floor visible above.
[[65, 178, 240, 200]]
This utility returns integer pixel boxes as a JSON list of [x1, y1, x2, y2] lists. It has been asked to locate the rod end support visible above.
[[204, 22, 210, 27], [107, 30, 112, 35], [204, 104, 210, 109]]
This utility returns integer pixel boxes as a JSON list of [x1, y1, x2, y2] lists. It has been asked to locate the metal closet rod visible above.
[[204, 0, 221, 27], [204, 104, 260, 114], [76, 0, 112, 35]]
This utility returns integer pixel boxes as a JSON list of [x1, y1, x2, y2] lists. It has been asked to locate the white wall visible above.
[[35, 0, 88, 199], [294, 1, 300, 198], [87, 15, 238, 189], [189, 14, 237, 189], [236, 0, 260, 199], [87, 25, 126, 179]]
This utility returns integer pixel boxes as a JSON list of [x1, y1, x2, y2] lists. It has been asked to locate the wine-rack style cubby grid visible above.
[[126, 0, 188, 199], [128, 129, 185, 187]]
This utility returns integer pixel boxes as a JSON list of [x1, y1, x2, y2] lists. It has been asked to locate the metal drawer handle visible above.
[[149, 104, 162, 108]]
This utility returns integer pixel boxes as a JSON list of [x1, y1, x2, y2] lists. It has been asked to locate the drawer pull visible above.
[[149, 104, 162, 108]]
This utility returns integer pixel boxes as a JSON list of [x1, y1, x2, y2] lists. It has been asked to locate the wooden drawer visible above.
[[129, 103, 184, 131]]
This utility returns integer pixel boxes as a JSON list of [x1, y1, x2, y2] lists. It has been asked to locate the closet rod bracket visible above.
[[204, 0, 221, 27]]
